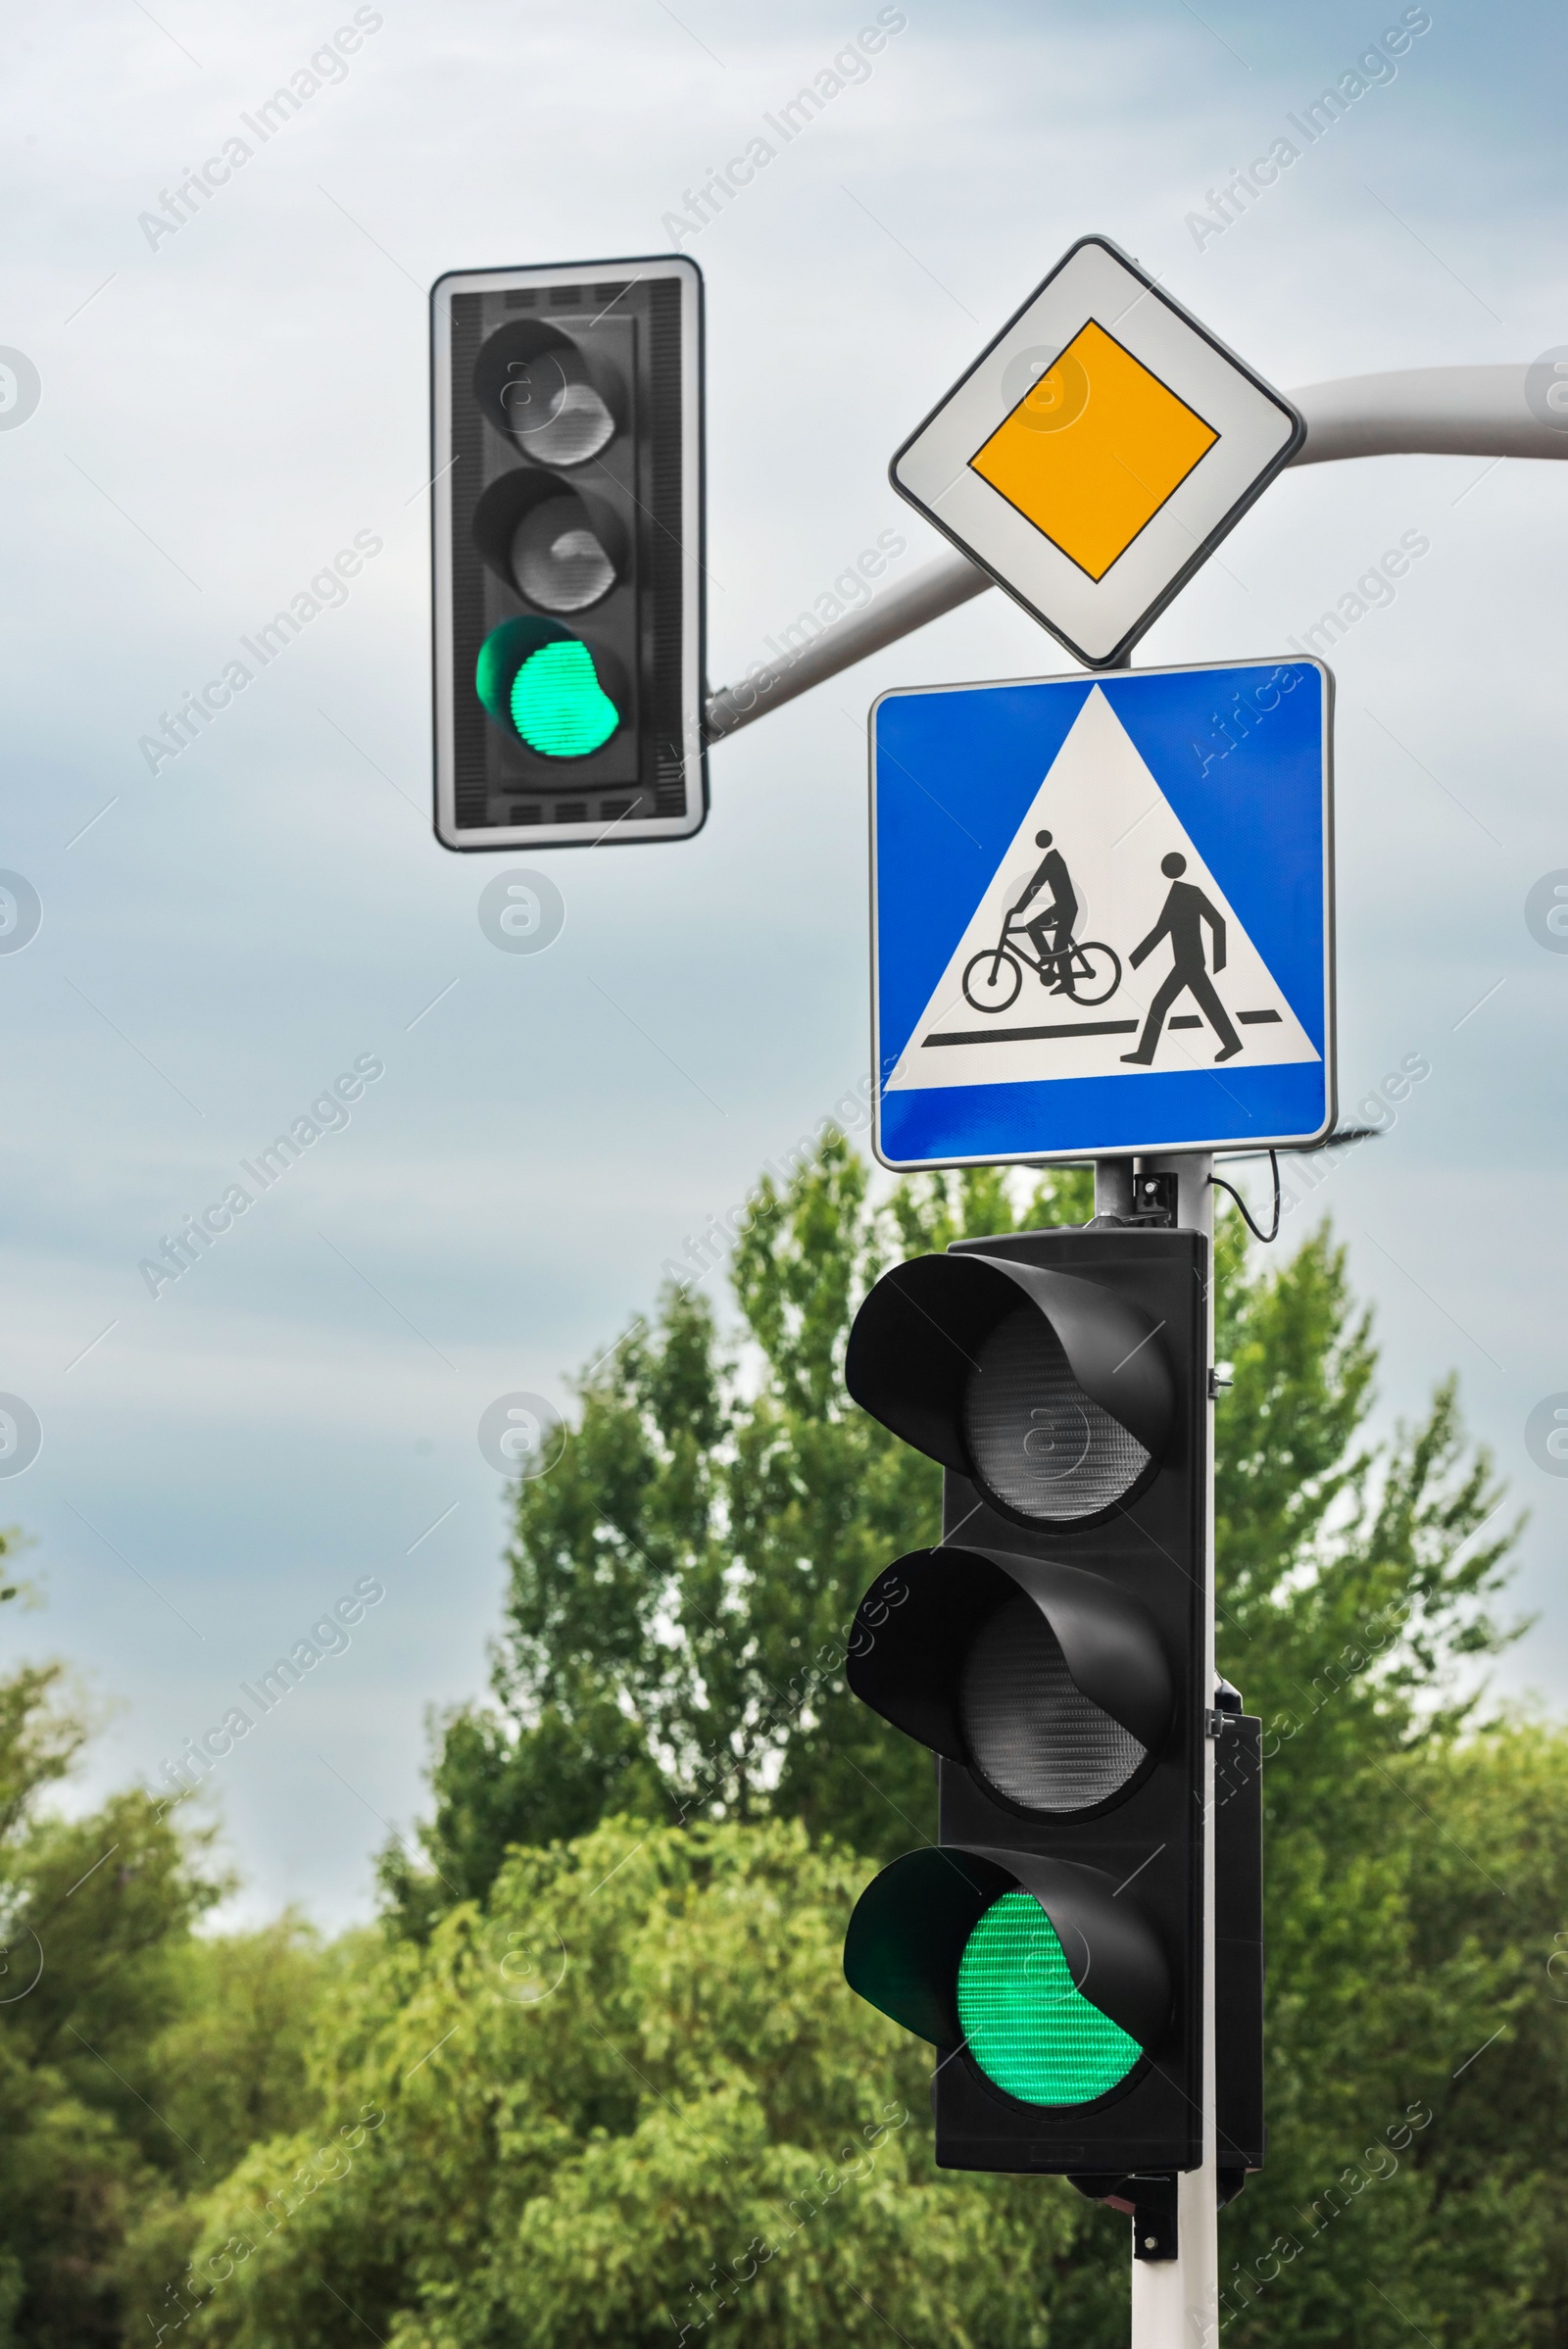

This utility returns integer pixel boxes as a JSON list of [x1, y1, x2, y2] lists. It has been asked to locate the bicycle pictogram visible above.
[[961, 919, 1121, 1014], [961, 825, 1120, 1014]]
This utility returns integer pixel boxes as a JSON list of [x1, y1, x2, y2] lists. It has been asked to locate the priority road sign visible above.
[[890, 237, 1304, 668], [870, 658, 1335, 1169]]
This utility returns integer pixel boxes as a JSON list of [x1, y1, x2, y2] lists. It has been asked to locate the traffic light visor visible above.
[[846, 1252, 1174, 1528], [848, 1547, 1172, 1816], [844, 1845, 1169, 2098]]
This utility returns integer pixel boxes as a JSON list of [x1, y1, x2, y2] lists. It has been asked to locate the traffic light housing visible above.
[[431, 254, 706, 852], [843, 1223, 1261, 2194]]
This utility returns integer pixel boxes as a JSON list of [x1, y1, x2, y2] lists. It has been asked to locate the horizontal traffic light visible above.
[[848, 1544, 1172, 1817], [844, 1845, 1169, 2106], [845, 1248, 1173, 1529]]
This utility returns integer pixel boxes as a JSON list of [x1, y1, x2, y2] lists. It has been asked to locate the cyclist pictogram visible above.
[[962, 829, 1121, 1014]]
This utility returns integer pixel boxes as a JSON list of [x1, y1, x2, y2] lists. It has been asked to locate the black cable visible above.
[[1208, 1149, 1280, 1244]]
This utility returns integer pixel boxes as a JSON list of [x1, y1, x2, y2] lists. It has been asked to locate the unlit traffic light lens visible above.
[[510, 638, 618, 758], [959, 1595, 1147, 1812], [956, 1889, 1142, 2104], [500, 359, 614, 466], [962, 1304, 1151, 1521], [512, 495, 617, 612]]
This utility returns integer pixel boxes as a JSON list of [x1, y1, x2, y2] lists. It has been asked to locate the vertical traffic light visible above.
[[841, 1223, 1261, 2218], [430, 254, 706, 852]]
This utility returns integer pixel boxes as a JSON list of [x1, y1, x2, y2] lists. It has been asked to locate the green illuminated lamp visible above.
[[475, 617, 619, 759], [956, 1889, 1142, 2104]]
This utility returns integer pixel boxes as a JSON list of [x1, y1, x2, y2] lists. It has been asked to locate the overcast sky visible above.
[[1, 0, 1564, 1930]]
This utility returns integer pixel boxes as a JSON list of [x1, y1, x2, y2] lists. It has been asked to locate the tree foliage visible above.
[[379, 1142, 1094, 1933], [5, 1142, 1568, 2347], [177, 1820, 1075, 2349], [0, 1653, 212, 2342], [364, 1137, 1559, 2349], [0, 1539, 330, 2349]]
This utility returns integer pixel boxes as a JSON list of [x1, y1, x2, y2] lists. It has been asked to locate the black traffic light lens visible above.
[[956, 1890, 1143, 2105], [512, 494, 617, 612], [962, 1305, 1151, 1521], [959, 1595, 1147, 1813]]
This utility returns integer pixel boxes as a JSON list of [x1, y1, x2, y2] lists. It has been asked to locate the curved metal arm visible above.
[[1288, 364, 1561, 463], [705, 365, 1565, 741]]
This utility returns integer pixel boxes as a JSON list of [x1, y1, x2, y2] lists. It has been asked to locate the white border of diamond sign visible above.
[[890, 236, 1304, 669]]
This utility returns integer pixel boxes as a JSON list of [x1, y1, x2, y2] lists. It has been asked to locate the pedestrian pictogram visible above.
[[1120, 852, 1240, 1065], [870, 658, 1335, 1168], [890, 237, 1304, 668]]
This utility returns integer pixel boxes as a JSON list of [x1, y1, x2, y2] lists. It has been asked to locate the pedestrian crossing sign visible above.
[[870, 657, 1335, 1169]]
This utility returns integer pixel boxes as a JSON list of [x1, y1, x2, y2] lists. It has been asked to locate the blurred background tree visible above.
[[4, 1140, 1565, 2347], [0, 1540, 332, 2347], [376, 1138, 1094, 1935]]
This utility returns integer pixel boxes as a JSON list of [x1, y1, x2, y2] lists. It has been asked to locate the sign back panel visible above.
[[871, 659, 1334, 1168]]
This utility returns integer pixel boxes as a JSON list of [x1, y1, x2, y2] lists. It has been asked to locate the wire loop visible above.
[[1208, 1150, 1280, 1244]]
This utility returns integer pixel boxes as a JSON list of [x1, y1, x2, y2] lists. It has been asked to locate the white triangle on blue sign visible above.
[[886, 685, 1320, 1097]]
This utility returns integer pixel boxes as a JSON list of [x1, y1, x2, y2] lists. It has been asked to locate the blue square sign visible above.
[[871, 658, 1335, 1168]]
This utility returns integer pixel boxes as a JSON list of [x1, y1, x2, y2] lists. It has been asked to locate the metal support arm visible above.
[[704, 365, 1566, 741]]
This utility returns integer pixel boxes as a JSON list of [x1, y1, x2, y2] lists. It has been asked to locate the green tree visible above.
[[380, 1139, 1093, 1932], [0, 1544, 332, 2349], [114, 1915, 344, 2336], [180, 1818, 1079, 2349], [0, 1654, 219, 2345], [362, 1136, 1563, 2349], [1193, 1213, 1537, 2349]]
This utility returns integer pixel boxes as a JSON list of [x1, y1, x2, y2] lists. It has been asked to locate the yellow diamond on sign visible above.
[[970, 320, 1219, 584]]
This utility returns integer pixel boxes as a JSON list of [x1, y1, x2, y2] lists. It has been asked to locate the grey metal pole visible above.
[[1093, 1159, 1135, 1220], [703, 552, 992, 740], [704, 364, 1568, 741], [1132, 1150, 1218, 2349]]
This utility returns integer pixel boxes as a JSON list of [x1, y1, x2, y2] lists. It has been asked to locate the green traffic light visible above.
[[956, 1889, 1142, 2104], [510, 637, 618, 759], [475, 617, 620, 760]]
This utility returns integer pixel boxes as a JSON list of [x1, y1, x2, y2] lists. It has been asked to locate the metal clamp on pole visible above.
[[1068, 2173, 1180, 2263]]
